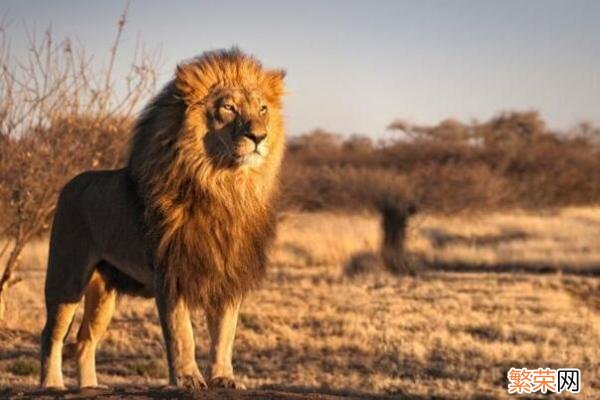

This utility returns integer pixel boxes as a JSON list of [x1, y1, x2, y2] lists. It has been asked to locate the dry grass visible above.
[[411, 206, 600, 271], [1, 208, 599, 398]]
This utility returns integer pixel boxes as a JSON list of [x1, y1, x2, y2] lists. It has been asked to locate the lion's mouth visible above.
[[237, 150, 264, 167]]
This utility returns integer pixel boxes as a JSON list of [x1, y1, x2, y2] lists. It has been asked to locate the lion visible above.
[[40, 48, 286, 390]]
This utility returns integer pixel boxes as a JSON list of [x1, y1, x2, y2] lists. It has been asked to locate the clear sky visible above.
[[3, 0, 599, 137]]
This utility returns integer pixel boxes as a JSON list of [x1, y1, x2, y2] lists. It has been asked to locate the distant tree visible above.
[[378, 199, 417, 275], [475, 110, 547, 147], [387, 118, 472, 142], [342, 134, 374, 153], [288, 128, 342, 152], [570, 121, 600, 144]]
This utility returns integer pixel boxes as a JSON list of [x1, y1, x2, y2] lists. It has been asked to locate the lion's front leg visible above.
[[206, 298, 243, 389], [155, 279, 206, 389]]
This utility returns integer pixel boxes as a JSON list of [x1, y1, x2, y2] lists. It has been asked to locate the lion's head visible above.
[[127, 48, 286, 309], [129, 48, 286, 202], [175, 49, 285, 172]]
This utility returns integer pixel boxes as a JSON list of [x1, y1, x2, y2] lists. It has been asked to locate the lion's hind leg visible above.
[[41, 259, 98, 389], [40, 185, 100, 389], [75, 266, 117, 389], [40, 302, 79, 389]]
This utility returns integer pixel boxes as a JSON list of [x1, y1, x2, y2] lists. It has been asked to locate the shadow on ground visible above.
[[345, 250, 600, 277], [0, 386, 455, 400]]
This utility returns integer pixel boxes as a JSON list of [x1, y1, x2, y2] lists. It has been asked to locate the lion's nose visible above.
[[244, 132, 267, 145]]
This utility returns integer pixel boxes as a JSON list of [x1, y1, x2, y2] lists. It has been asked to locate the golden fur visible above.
[[40, 48, 286, 389], [129, 48, 286, 310]]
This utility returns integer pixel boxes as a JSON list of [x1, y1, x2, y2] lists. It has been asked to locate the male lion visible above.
[[40, 48, 286, 390]]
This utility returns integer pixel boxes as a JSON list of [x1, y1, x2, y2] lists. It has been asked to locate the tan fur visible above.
[[40, 48, 286, 390], [76, 270, 116, 388]]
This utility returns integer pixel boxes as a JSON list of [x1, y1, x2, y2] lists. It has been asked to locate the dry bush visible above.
[[281, 113, 600, 273], [281, 165, 412, 211], [282, 111, 600, 213], [0, 8, 158, 318]]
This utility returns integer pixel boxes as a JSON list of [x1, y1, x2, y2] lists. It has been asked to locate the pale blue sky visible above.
[[3, 0, 599, 137]]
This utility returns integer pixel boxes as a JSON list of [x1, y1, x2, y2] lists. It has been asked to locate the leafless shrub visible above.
[[0, 6, 159, 319]]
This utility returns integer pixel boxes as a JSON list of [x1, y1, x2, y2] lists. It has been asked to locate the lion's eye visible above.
[[221, 104, 236, 113], [259, 105, 268, 115]]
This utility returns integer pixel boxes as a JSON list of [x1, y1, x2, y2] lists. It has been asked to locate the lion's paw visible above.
[[209, 376, 245, 389], [41, 385, 67, 392], [80, 384, 109, 390], [78, 385, 110, 395], [175, 373, 207, 390]]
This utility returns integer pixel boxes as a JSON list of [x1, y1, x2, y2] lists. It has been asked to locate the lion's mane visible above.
[[127, 49, 285, 310]]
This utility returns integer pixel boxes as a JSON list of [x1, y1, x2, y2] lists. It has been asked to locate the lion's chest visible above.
[[159, 203, 275, 307]]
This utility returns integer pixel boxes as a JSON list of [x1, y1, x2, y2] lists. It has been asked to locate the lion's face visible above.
[[202, 87, 277, 169], [172, 50, 286, 176]]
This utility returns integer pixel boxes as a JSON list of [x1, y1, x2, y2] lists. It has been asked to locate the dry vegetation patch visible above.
[[1, 209, 599, 398]]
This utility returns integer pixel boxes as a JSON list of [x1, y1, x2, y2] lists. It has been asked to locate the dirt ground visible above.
[[1, 386, 352, 400], [1, 209, 599, 399]]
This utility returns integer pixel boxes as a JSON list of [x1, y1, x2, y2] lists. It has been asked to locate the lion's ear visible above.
[[263, 69, 286, 104]]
